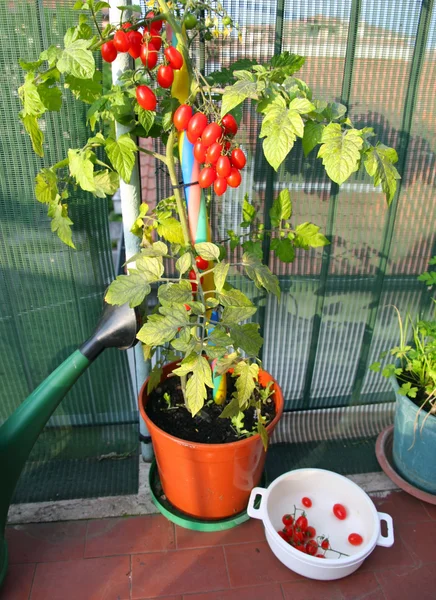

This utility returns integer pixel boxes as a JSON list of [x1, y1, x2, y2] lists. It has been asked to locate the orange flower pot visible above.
[[139, 361, 284, 520]]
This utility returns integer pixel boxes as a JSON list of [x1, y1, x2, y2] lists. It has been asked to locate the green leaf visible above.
[[219, 397, 241, 419], [137, 107, 155, 134], [241, 240, 263, 259], [158, 280, 192, 305], [184, 355, 214, 416], [230, 323, 263, 356], [257, 422, 269, 451], [93, 170, 119, 198], [20, 113, 44, 156], [35, 169, 58, 203], [57, 39, 95, 79], [105, 134, 137, 183], [242, 253, 281, 299], [139, 241, 168, 257], [215, 353, 239, 375], [259, 100, 304, 171], [19, 58, 44, 72], [288, 97, 315, 114], [214, 262, 229, 293], [194, 242, 220, 261], [68, 148, 96, 192], [322, 102, 347, 122], [369, 362, 381, 372], [157, 217, 184, 244], [94, 1, 111, 11], [270, 52, 305, 74], [136, 256, 164, 282], [64, 71, 102, 104], [241, 195, 256, 227], [137, 304, 190, 346], [270, 237, 296, 262], [175, 252, 191, 275], [221, 80, 258, 117], [37, 83, 62, 111], [269, 188, 291, 226], [40, 45, 63, 66], [294, 222, 329, 249], [209, 327, 230, 347], [147, 364, 163, 394], [221, 305, 257, 325], [219, 288, 253, 307], [364, 144, 401, 206], [19, 73, 46, 116], [302, 121, 325, 156], [105, 270, 151, 308], [317, 124, 363, 185], [47, 202, 75, 249], [234, 361, 259, 408]]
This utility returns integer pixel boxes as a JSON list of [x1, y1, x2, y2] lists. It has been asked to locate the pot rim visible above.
[[138, 360, 284, 450]]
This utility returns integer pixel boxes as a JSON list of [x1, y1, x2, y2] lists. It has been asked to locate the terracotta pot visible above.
[[139, 361, 284, 519]]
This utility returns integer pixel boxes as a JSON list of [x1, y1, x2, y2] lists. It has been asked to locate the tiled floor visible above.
[[2, 490, 436, 600]]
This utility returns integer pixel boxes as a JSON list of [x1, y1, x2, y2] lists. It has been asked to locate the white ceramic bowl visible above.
[[247, 468, 394, 580]]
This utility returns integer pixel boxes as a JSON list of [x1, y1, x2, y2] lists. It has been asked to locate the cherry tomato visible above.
[[101, 41, 117, 63], [316, 554, 326, 558], [113, 30, 130, 53], [198, 166, 217, 189], [149, 34, 162, 50], [306, 540, 318, 556], [216, 155, 231, 178], [231, 148, 246, 170], [146, 11, 163, 33], [348, 533, 363, 546], [223, 16, 232, 26], [293, 530, 305, 543], [295, 516, 308, 531], [128, 30, 143, 59], [193, 140, 207, 162], [333, 503, 347, 521], [122, 21, 132, 30], [188, 269, 198, 292], [321, 538, 330, 550], [184, 13, 198, 29], [302, 497, 312, 508], [205, 142, 223, 164], [195, 255, 209, 270], [136, 85, 157, 111], [173, 104, 193, 132], [277, 530, 287, 541], [157, 65, 174, 88], [284, 524, 294, 538], [183, 304, 191, 311], [164, 46, 184, 70], [226, 167, 242, 188], [188, 113, 208, 141], [214, 177, 227, 196], [224, 140, 231, 151], [305, 526, 316, 539], [282, 514, 294, 527], [201, 122, 223, 147], [221, 113, 238, 137], [295, 544, 307, 553], [140, 41, 158, 69]]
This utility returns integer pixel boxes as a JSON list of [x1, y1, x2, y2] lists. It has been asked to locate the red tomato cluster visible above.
[[277, 499, 364, 558], [172, 107, 246, 196], [101, 14, 185, 112]]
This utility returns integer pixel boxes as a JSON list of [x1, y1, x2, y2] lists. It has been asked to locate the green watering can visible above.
[[0, 302, 140, 587]]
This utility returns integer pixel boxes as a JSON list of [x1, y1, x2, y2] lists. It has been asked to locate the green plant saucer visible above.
[[149, 460, 264, 531]]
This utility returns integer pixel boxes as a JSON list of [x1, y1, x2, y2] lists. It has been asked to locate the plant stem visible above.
[[165, 129, 191, 247], [90, 7, 103, 39], [138, 146, 168, 164]]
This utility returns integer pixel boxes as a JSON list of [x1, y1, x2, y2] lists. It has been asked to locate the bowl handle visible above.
[[247, 486, 267, 520], [376, 512, 394, 547]]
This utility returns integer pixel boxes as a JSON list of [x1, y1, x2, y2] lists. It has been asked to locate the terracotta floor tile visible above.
[[85, 515, 175, 557], [281, 580, 342, 600], [175, 519, 265, 549], [336, 570, 382, 599], [181, 583, 283, 599], [224, 541, 302, 587], [370, 490, 431, 523], [137, 597, 182, 600], [30, 556, 131, 600], [6, 521, 87, 564], [131, 547, 229, 599], [0, 563, 35, 600], [375, 564, 435, 600], [421, 502, 436, 520], [358, 533, 415, 572], [397, 520, 436, 564]]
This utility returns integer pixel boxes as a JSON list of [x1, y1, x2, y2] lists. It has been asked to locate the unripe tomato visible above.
[[223, 16, 232, 26], [201, 122, 223, 147], [157, 65, 174, 88], [216, 155, 231, 178], [140, 41, 158, 69], [205, 142, 222, 165], [195, 255, 209, 270], [184, 13, 198, 29], [227, 167, 241, 188], [136, 85, 157, 111], [128, 30, 143, 59], [147, 11, 163, 33], [214, 177, 227, 196], [164, 46, 184, 70], [101, 41, 117, 63], [114, 30, 130, 53], [193, 140, 207, 162], [150, 34, 162, 51], [173, 104, 193, 131], [198, 166, 217, 189], [230, 148, 246, 170], [187, 113, 208, 140], [221, 113, 238, 137]]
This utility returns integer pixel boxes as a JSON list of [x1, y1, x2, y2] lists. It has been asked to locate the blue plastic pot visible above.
[[390, 375, 436, 495]]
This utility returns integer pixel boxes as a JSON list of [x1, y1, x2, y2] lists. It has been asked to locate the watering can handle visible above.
[[247, 487, 268, 520], [376, 512, 395, 547]]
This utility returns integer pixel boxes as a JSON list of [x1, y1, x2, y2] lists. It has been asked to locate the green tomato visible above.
[[204, 31, 213, 41], [223, 16, 232, 26], [184, 13, 198, 29]]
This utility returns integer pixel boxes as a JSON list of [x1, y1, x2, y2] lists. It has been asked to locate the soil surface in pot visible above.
[[146, 373, 276, 444]]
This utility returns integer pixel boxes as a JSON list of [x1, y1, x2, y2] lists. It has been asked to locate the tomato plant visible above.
[[184, 13, 198, 29]]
